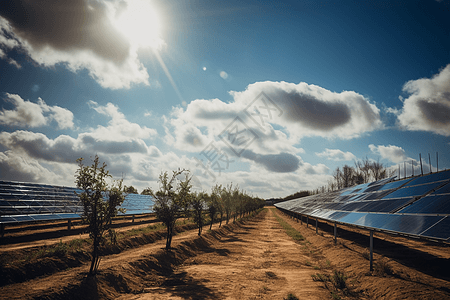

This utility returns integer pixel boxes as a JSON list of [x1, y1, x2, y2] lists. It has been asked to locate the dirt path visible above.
[[120, 208, 330, 300]]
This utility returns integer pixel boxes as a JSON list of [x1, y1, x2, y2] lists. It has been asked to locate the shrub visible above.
[[374, 257, 392, 276]]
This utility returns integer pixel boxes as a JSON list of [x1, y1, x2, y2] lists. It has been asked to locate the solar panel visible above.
[[419, 217, 450, 240], [276, 170, 450, 241], [398, 194, 450, 215], [381, 181, 444, 199], [404, 169, 450, 186], [0, 180, 155, 224]]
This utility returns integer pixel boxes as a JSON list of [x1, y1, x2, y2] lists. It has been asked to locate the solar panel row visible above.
[[276, 169, 450, 241], [0, 180, 155, 224]]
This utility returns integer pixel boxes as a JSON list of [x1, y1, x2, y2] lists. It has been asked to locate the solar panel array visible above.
[[0, 180, 154, 224], [275, 170, 450, 242]]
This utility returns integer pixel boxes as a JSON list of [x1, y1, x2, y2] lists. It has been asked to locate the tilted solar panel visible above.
[[0, 180, 155, 224], [276, 170, 450, 241]]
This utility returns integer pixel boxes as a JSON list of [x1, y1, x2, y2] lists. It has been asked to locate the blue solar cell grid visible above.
[[276, 170, 450, 241], [1, 180, 155, 224]]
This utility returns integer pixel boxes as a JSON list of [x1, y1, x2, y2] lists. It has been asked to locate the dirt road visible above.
[[125, 208, 330, 299]]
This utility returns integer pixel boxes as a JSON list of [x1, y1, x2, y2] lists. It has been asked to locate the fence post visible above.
[[334, 222, 337, 245], [370, 230, 374, 272]]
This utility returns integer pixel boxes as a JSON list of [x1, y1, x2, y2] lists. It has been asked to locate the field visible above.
[[1, 208, 450, 299]]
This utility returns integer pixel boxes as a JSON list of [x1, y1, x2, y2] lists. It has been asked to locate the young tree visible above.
[[222, 184, 234, 224], [150, 169, 191, 249], [191, 191, 207, 236], [208, 186, 220, 230], [211, 184, 224, 227], [124, 185, 138, 194], [75, 155, 125, 275], [141, 187, 153, 195]]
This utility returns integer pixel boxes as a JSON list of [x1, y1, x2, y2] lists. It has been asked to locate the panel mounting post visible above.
[[306, 216, 309, 228], [334, 222, 337, 245], [300, 214, 302, 225], [132, 215, 135, 223], [315, 218, 318, 234], [68, 219, 72, 230], [370, 230, 374, 272]]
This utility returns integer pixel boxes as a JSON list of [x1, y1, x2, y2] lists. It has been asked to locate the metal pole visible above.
[[132, 215, 135, 223], [306, 216, 309, 228], [437, 152, 439, 172], [420, 153, 423, 176], [404, 161, 406, 178], [429, 153, 432, 174], [316, 218, 318, 234], [334, 222, 337, 245], [370, 230, 374, 272], [399, 164, 401, 179], [68, 219, 72, 230], [412, 160, 414, 177], [300, 215, 302, 225]]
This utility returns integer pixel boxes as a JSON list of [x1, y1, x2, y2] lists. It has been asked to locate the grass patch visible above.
[[271, 209, 305, 242], [284, 293, 299, 300]]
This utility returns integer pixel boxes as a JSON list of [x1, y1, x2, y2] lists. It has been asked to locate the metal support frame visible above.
[[306, 216, 309, 228], [132, 215, 135, 223], [315, 218, 318, 234], [370, 230, 374, 271], [68, 219, 72, 230], [334, 222, 337, 245], [300, 215, 302, 225]]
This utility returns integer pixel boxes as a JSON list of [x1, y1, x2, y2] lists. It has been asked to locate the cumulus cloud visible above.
[[316, 148, 356, 161], [0, 105, 165, 190], [231, 81, 382, 139], [369, 144, 407, 163], [397, 64, 450, 136], [0, 0, 163, 89], [0, 150, 76, 185], [241, 150, 301, 173], [87, 101, 157, 141], [0, 93, 74, 129], [167, 81, 382, 157]]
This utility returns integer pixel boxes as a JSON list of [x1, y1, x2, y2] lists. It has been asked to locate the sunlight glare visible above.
[[115, 0, 164, 50]]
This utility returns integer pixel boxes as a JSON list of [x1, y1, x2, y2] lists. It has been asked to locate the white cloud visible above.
[[166, 81, 381, 159], [0, 150, 76, 185], [369, 144, 407, 163], [0, 93, 74, 129], [231, 81, 383, 140], [0, 100, 167, 191], [397, 64, 450, 136], [0, 48, 21, 68], [316, 148, 356, 161], [0, 0, 164, 89], [87, 101, 157, 141]]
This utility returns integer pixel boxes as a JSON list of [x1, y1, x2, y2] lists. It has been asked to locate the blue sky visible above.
[[1, 0, 449, 198]]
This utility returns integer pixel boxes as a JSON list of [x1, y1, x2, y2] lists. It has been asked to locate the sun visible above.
[[114, 0, 164, 50]]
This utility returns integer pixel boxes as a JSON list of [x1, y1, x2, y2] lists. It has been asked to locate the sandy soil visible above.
[[1, 208, 450, 299]]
